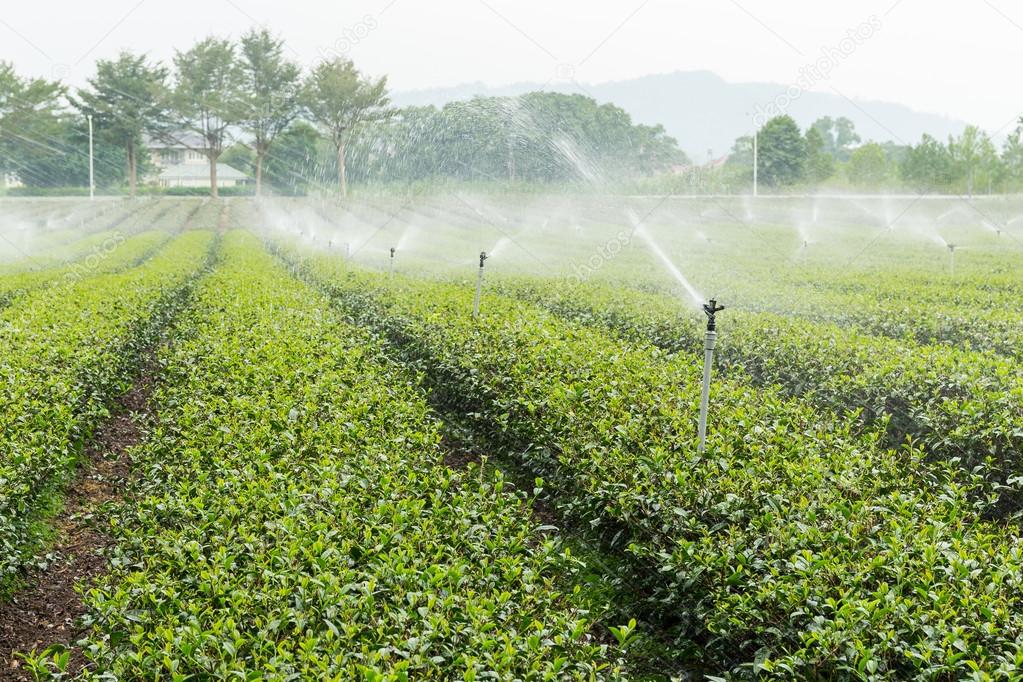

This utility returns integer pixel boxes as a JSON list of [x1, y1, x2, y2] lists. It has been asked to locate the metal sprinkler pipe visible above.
[[947, 243, 957, 277], [473, 251, 488, 319], [389, 247, 396, 277], [698, 299, 725, 454]]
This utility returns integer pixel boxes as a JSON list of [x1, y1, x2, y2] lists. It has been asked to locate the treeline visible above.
[[0, 33, 686, 197], [711, 114, 1021, 195], [1, 31, 391, 197], [3, 35, 1019, 196], [223, 93, 688, 192]]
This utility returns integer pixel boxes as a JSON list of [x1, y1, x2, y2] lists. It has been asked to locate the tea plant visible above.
[[79, 232, 624, 679], [0, 230, 215, 588], [288, 248, 1023, 679], [498, 277, 1023, 511]]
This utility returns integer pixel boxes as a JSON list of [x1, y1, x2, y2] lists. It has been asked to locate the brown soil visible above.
[[440, 432, 484, 470], [0, 359, 159, 680], [438, 429, 561, 529], [218, 201, 231, 232]]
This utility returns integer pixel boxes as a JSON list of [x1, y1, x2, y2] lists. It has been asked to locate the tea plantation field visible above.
[[2, 195, 1023, 680]]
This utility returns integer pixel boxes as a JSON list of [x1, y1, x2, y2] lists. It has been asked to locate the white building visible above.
[[1, 172, 24, 189], [147, 133, 250, 189]]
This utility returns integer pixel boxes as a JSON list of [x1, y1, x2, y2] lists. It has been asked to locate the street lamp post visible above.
[[87, 114, 95, 201], [752, 127, 758, 198]]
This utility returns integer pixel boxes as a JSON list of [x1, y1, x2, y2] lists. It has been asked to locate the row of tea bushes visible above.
[[497, 278, 1023, 512], [288, 250, 1023, 679], [0, 231, 215, 587], [78, 232, 624, 680], [0, 231, 176, 308]]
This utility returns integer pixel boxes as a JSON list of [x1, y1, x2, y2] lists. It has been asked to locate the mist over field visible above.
[[2, 2, 1023, 679]]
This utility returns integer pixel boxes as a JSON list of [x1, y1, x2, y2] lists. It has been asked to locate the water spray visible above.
[[473, 251, 488, 318], [698, 299, 725, 454], [389, 247, 396, 277]]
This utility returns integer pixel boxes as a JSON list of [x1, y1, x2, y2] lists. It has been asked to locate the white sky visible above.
[[2, 0, 1021, 133]]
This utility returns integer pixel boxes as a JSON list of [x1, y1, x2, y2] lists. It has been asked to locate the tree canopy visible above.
[[73, 52, 169, 195]]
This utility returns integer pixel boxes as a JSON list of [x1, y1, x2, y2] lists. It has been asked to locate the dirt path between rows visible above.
[[0, 356, 160, 680], [218, 200, 232, 232]]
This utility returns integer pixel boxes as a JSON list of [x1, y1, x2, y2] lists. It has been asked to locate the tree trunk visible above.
[[337, 139, 347, 198], [255, 152, 264, 197], [127, 142, 137, 197], [209, 153, 219, 199], [507, 137, 516, 181]]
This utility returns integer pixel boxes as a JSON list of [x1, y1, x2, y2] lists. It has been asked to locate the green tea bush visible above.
[[499, 279, 1023, 511], [0, 231, 214, 587], [290, 251, 1023, 679], [80, 232, 624, 680]]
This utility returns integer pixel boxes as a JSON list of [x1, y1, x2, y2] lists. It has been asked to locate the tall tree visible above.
[[810, 116, 860, 161], [347, 93, 686, 186], [0, 62, 64, 183], [833, 117, 860, 160], [900, 134, 954, 191], [1002, 127, 1023, 190], [238, 29, 302, 196], [809, 117, 836, 155], [304, 58, 390, 197], [949, 125, 982, 196], [263, 122, 322, 194], [16, 116, 127, 188], [74, 52, 169, 196], [804, 126, 835, 183], [757, 115, 806, 187], [846, 142, 890, 188], [172, 37, 244, 198]]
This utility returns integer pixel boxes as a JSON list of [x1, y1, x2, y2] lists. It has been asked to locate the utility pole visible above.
[[88, 114, 95, 201], [753, 127, 759, 198]]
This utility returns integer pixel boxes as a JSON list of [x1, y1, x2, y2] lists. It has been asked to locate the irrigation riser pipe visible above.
[[473, 251, 488, 319], [698, 299, 725, 453]]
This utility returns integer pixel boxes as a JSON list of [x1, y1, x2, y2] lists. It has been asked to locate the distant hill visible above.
[[393, 71, 969, 161]]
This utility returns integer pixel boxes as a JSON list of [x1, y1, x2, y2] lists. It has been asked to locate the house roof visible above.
[[159, 162, 249, 180], [145, 132, 208, 151]]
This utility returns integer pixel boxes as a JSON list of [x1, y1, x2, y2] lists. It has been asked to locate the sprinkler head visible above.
[[390, 247, 396, 258], [947, 243, 957, 253], [703, 299, 725, 332], [479, 251, 488, 268]]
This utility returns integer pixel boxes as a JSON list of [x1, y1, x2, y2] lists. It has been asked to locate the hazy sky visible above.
[[2, 0, 1020, 132]]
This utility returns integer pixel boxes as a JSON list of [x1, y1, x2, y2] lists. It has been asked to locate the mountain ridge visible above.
[[392, 70, 970, 161]]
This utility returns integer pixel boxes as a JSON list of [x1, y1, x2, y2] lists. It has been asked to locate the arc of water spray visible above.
[[489, 236, 512, 258], [626, 210, 704, 308]]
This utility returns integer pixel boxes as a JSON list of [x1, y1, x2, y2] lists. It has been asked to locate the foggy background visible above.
[[3, 0, 1021, 156]]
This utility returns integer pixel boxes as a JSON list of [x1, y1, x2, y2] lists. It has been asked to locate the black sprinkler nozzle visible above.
[[479, 251, 488, 267], [703, 298, 725, 331], [390, 247, 396, 257]]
